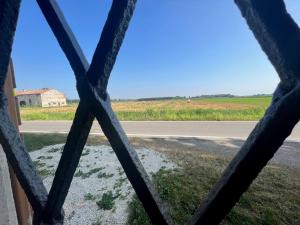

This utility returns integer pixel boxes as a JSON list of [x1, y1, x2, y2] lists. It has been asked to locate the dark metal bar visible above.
[[34, 1, 93, 222], [188, 1, 300, 224], [40, 0, 172, 221], [188, 84, 300, 225], [235, 0, 300, 85], [36, 0, 89, 79], [0, 0, 48, 217], [80, 0, 173, 222], [0, 104, 48, 214], [43, 103, 94, 222], [77, 80, 173, 225], [0, 0, 21, 87], [87, 0, 137, 97], [38, 0, 146, 223]]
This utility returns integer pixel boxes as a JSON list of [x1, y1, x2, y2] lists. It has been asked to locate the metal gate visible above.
[[0, 0, 299, 224]]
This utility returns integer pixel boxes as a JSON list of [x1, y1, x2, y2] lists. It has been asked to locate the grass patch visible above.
[[91, 220, 102, 225], [47, 147, 62, 153], [81, 149, 90, 156], [127, 152, 300, 225], [33, 160, 55, 178], [96, 191, 118, 210], [74, 170, 84, 178], [33, 160, 46, 168], [20, 97, 271, 121], [23, 133, 108, 151], [115, 108, 266, 121], [37, 168, 55, 178], [84, 193, 96, 201], [75, 167, 105, 179], [113, 177, 127, 189], [23, 133, 67, 152], [97, 172, 114, 179]]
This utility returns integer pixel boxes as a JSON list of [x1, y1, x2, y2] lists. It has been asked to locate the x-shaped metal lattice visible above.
[[0, 0, 300, 224]]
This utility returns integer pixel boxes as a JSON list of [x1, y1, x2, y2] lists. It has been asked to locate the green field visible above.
[[20, 97, 272, 121]]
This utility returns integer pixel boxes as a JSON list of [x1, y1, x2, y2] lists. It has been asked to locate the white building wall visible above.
[[17, 94, 42, 107], [40, 89, 67, 107]]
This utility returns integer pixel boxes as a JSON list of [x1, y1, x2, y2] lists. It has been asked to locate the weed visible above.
[[117, 167, 125, 176], [97, 172, 114, 179], [37, 156, 46, 160], [82, 149, 90, 156], [92, 219, 102, 225], [96, 191, 118, 210], [33, 160, 46, 168], [74, 170, 84, 177], [48, 147, 62, 153], [75, 167, 105, 179], [37, 168, 55, 178], [84, 193, 96, 201], [113, 177, 127, 189]]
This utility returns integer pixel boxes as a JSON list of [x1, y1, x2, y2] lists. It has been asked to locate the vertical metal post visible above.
[[3, 59, 32, 225]]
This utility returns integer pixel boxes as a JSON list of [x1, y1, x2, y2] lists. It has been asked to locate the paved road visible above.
[[19, 121, 300, 141]]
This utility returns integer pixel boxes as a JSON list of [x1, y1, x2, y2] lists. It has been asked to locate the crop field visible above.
[[20, 96, 272, 121]]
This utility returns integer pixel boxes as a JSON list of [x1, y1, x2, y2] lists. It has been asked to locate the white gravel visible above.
[[30, 144, 177, 225]]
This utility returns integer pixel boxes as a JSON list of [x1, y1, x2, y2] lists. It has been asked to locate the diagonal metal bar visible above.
[[87, 0, 137, 96], [36, 0, 151, 223], [0, 99, 48, 214], [188, 84, 300, 225], [187, 1, 300, 224], [42, 102, 94, 223], [39, 0, 173, 223], [77, 80, 174, 225], [235, 0, 300, 85], [82, 1, 173, 223], [36, 0, 89, 80], [0, 0, 48, 216], [34, 0, 92, 222], [0, 0, 21, 87]]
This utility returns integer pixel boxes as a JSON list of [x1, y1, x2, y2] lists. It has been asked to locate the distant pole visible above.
[[3, 59, 32, 225]]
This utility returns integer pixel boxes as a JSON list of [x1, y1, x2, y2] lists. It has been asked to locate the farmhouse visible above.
[[16, 88, 67, 107]]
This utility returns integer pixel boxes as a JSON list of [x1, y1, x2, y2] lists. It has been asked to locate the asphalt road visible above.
[[19, 121, 300, 141]]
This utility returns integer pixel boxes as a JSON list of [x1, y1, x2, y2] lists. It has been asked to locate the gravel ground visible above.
[[28, 136, 299, 225], [30, 144, 177, 225]]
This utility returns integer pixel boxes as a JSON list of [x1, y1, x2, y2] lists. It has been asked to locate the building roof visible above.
[[16, 89, 51, 96]]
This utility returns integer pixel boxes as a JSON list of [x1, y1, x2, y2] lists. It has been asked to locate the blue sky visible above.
[[12, 1, 300, 99]]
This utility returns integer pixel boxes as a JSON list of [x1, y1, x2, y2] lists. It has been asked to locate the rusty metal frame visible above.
[[0, 0, 299, 224]]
